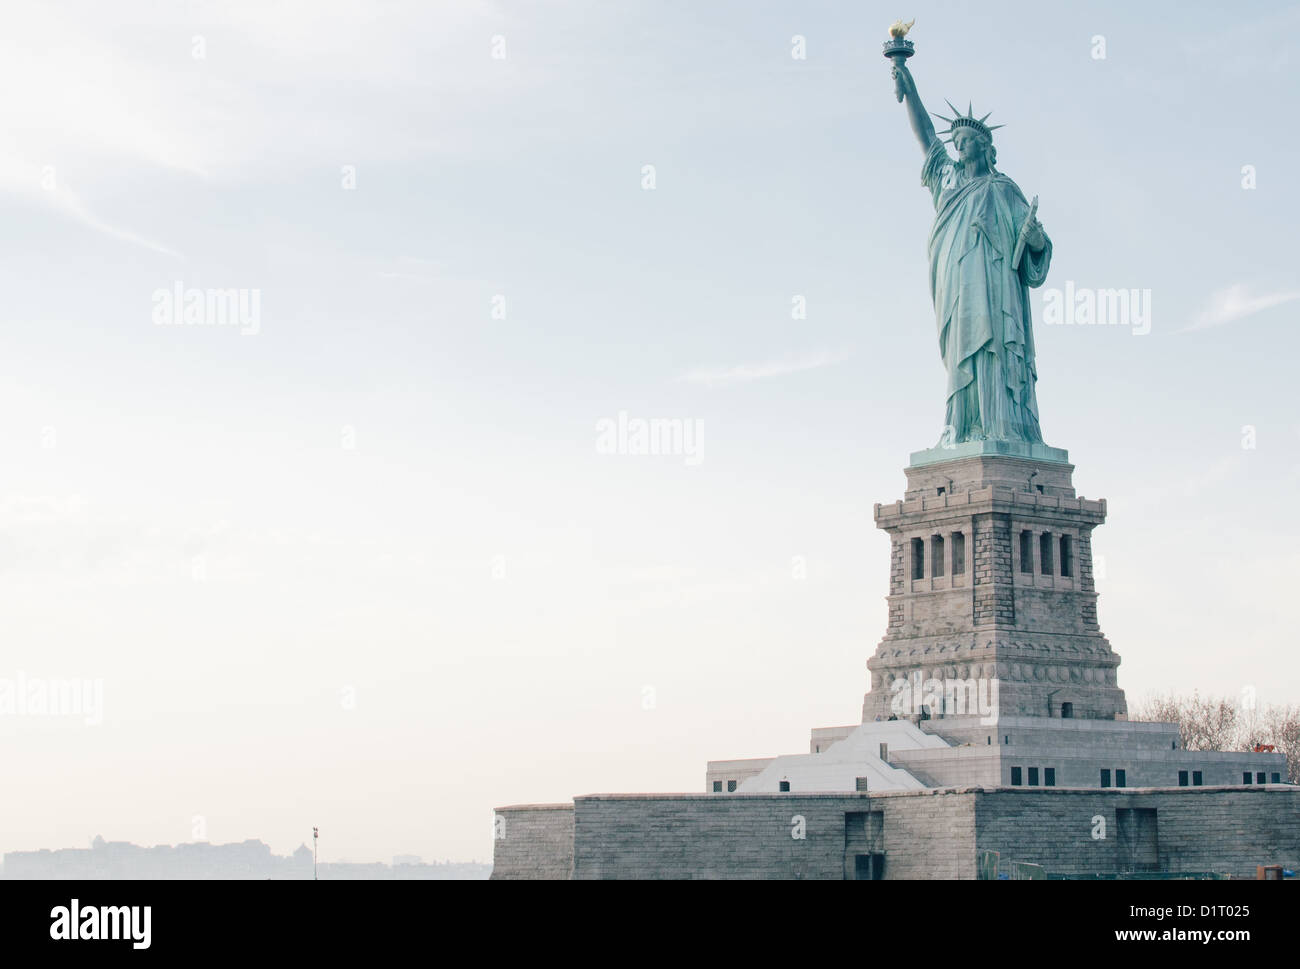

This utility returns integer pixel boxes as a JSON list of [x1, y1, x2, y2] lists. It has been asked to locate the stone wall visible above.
[[490, 804, 573, 880], [572, 794, 852, 880], [876, 790, 978, 878], [495, 788, 1299, 880], [569, 791, 976, 880], [491, 785, 1294, 879], [973, 787, 1300, 878], [972, 513, 1014, 627]]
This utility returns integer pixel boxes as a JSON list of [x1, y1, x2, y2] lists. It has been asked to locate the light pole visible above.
[[312, 826, 318, 880]]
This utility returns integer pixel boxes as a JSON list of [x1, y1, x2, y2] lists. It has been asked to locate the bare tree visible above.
[[1131, 691, 1299, 784], [1132, 691, 1238, 751], [1261, 705, 1300, 785]]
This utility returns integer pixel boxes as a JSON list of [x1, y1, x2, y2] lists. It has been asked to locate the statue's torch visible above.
[[883, 20, 916, 103]]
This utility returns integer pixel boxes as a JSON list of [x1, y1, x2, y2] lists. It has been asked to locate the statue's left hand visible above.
[[1025, 218, 1046, 250]]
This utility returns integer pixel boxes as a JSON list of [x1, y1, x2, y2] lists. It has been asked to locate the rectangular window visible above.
[[1257, 772, 1267, 784], [951, 532, 965, 575], [1010, 767, 1022, 786], [1116, 769, 1126, 788], [854, 853, 885, 880], [1028, 767, 1039, 786], [1272, 773, 1281, 784], [931, 535, 945, 577], [778, 780, 790, 792], [727, 780, 737, 793], [1060, 535, 1073, 577], [1044, 768, 1056, 787], [1244, 772, 1252, 785], [1020, 530, 1033, 574], [1178, 771, 1188, 786], [712, 780, 722, 792], [1100, 769, 1111, 788], [911, 537, 925, 580], [1192, 771, 1203, 786], [1040, 532, 1054, 576]]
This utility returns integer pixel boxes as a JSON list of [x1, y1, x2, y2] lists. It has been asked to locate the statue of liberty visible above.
[[890, 56, 1050, 446]]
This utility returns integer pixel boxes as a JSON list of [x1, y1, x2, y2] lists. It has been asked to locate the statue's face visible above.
[[952, 128, 988, 168]]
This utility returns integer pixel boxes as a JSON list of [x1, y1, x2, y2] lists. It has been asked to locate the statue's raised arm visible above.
[[891, 62, 938, 155]]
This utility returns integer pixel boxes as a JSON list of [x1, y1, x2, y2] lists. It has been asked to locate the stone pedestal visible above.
[[861, 444, 1127, 722]]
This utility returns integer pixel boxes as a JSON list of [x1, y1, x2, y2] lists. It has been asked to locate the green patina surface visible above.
[[891, 34, 1055, 449], [909, 439, 1070, 469]]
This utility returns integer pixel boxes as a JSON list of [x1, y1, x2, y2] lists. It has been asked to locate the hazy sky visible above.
[[1, 0, 1297, 865]]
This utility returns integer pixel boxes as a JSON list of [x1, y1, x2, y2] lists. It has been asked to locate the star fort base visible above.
[[493, 443, 1297, 879]]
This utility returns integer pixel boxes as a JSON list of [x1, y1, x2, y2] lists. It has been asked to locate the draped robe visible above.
[[921, 139, 1050, 444]]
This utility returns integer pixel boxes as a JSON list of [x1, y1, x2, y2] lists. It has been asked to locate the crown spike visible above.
[[936, 101, 1004, 142]]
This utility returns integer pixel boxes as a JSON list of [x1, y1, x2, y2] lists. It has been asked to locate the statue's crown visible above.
[[933, 100, 1003, 142]]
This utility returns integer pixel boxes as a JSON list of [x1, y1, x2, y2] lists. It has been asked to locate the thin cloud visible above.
[[676, 351, 844, 388], [56, 188, 185, 260], [1188, 283, 1300, 332], [0, 157, 183, 259]]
